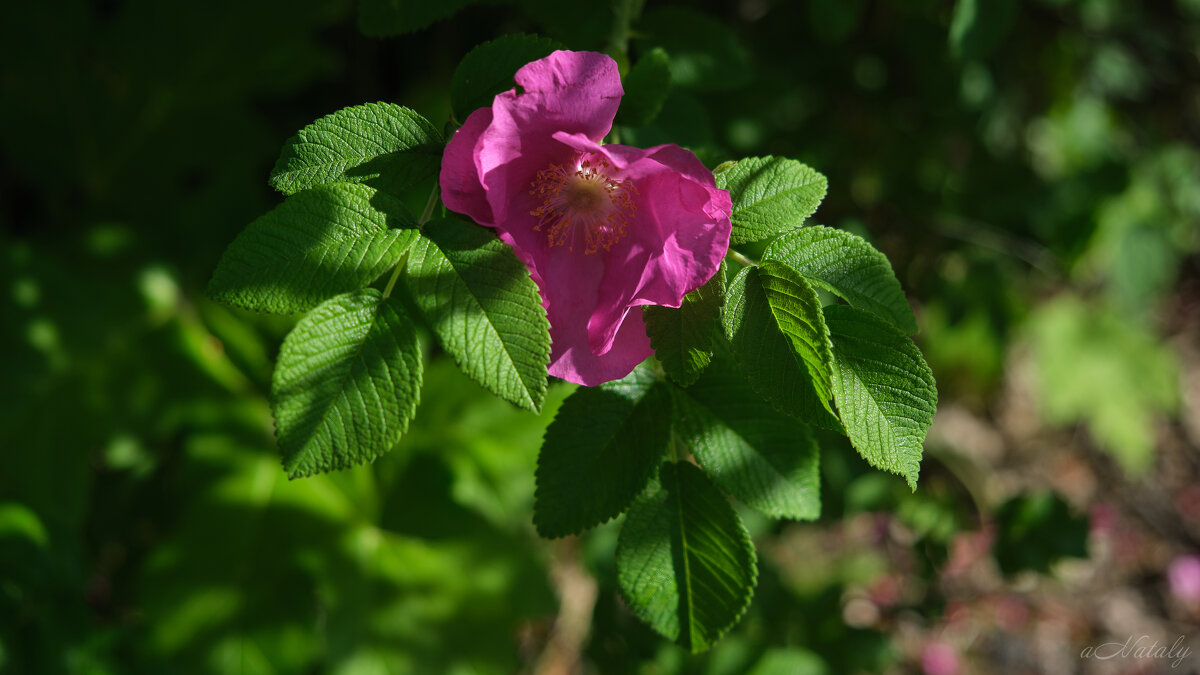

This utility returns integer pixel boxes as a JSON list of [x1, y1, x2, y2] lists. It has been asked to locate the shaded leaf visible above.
[[616, 461, 757, 652], [723, 263, 840, 429], [643, 263, 725, 387], [617, 47, 672, 127], [672, 355, 820, 520], [534, 366, 671, 537], [450, 34, 562, 122]]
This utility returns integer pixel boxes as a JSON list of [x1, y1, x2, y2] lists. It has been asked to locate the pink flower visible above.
[[440, 50, 732, 386], [1168, 554, 1200, 605], [921, 641, 961, 675]]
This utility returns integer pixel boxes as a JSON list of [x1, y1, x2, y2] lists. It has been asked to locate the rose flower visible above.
[[441, 50, 731, 386]]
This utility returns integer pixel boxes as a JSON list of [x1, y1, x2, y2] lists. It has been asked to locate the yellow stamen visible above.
[[528, 155, 637, 254]]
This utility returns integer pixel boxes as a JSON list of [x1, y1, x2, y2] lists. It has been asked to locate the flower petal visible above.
[[528, 242, 653, 385], [568, 142, 732, 355], [551, 310, 652, 386], [437, 50, 730, 386], [509, 50, 622, 143], [440, 107, 496, 227]]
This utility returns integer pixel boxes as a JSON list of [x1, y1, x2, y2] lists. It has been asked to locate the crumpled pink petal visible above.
[[553, 132, 732, 354], [441, 107, 495, 226], [440, 50, 732, 386]]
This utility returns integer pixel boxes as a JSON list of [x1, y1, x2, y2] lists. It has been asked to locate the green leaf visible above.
[[749, 648, 830, 675], [357, 0, 476, 37], [637, 6, 750, 92], [715, 156, 828, 245], [824, 305, 937, 491], [269, 103, 443, 195], [450, 34, 562, 122], [672, 355, 820, 520], [616, 47, 672, 127], [403, 218, 550, 412], [643, 263, 725, 387], [208, 184, 417, 314], [534, 366, 671, 538], [1027, 295, 1178, 474], [271, 288, 422, 478], [723, 262, 839, 429], [764, 226, 918, 334], [616, 461, 757, 652]]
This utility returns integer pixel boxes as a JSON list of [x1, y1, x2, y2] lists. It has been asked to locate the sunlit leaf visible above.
[[269, 103, 443, 195], [825, 305, 936, 490], [272, 289, 422, 477], [716, 156, 827, 245], [209, 184, 416, 314]]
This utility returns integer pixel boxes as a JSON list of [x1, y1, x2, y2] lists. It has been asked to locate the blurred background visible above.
[[2, 0, 1199, 673]]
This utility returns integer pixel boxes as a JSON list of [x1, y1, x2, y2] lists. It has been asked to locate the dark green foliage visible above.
[[450, 33, 563, 122], [643, 262, 725, 387], [534, 366, 672, 537], [671, 355, 821, 520], [616, 47, 673, 127], [991, 492, 1089, 575], [636, 6, 750, 92], [949, 0, 1018, 61], [723, 264, 840, 429], [358, 0, 477, 36], [616, 461, 758, 652]]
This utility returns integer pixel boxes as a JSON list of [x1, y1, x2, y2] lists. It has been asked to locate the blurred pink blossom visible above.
[[922, 640, 961, 675], [1168, 553, 1200, 604]]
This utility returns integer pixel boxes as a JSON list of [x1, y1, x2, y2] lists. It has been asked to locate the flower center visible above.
[[528, 154, 637, 254]]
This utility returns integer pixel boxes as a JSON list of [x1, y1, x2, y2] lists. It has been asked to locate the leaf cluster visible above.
[[208, 37, 938, 653], [210, 94, 554, 481], [535, 156, 937, 649]]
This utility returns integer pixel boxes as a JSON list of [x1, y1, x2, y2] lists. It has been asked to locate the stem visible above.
[[727, 249, 758, 267], [383, 184, 439, 300], [650, 355, 667, 382], [609, 0, 645, 63], [605, 0, 644, 148], [534, 538, 597, 675], [381, 250, 408, 299], [669, 431, 689, 464], [418, 184, 439, 225]]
